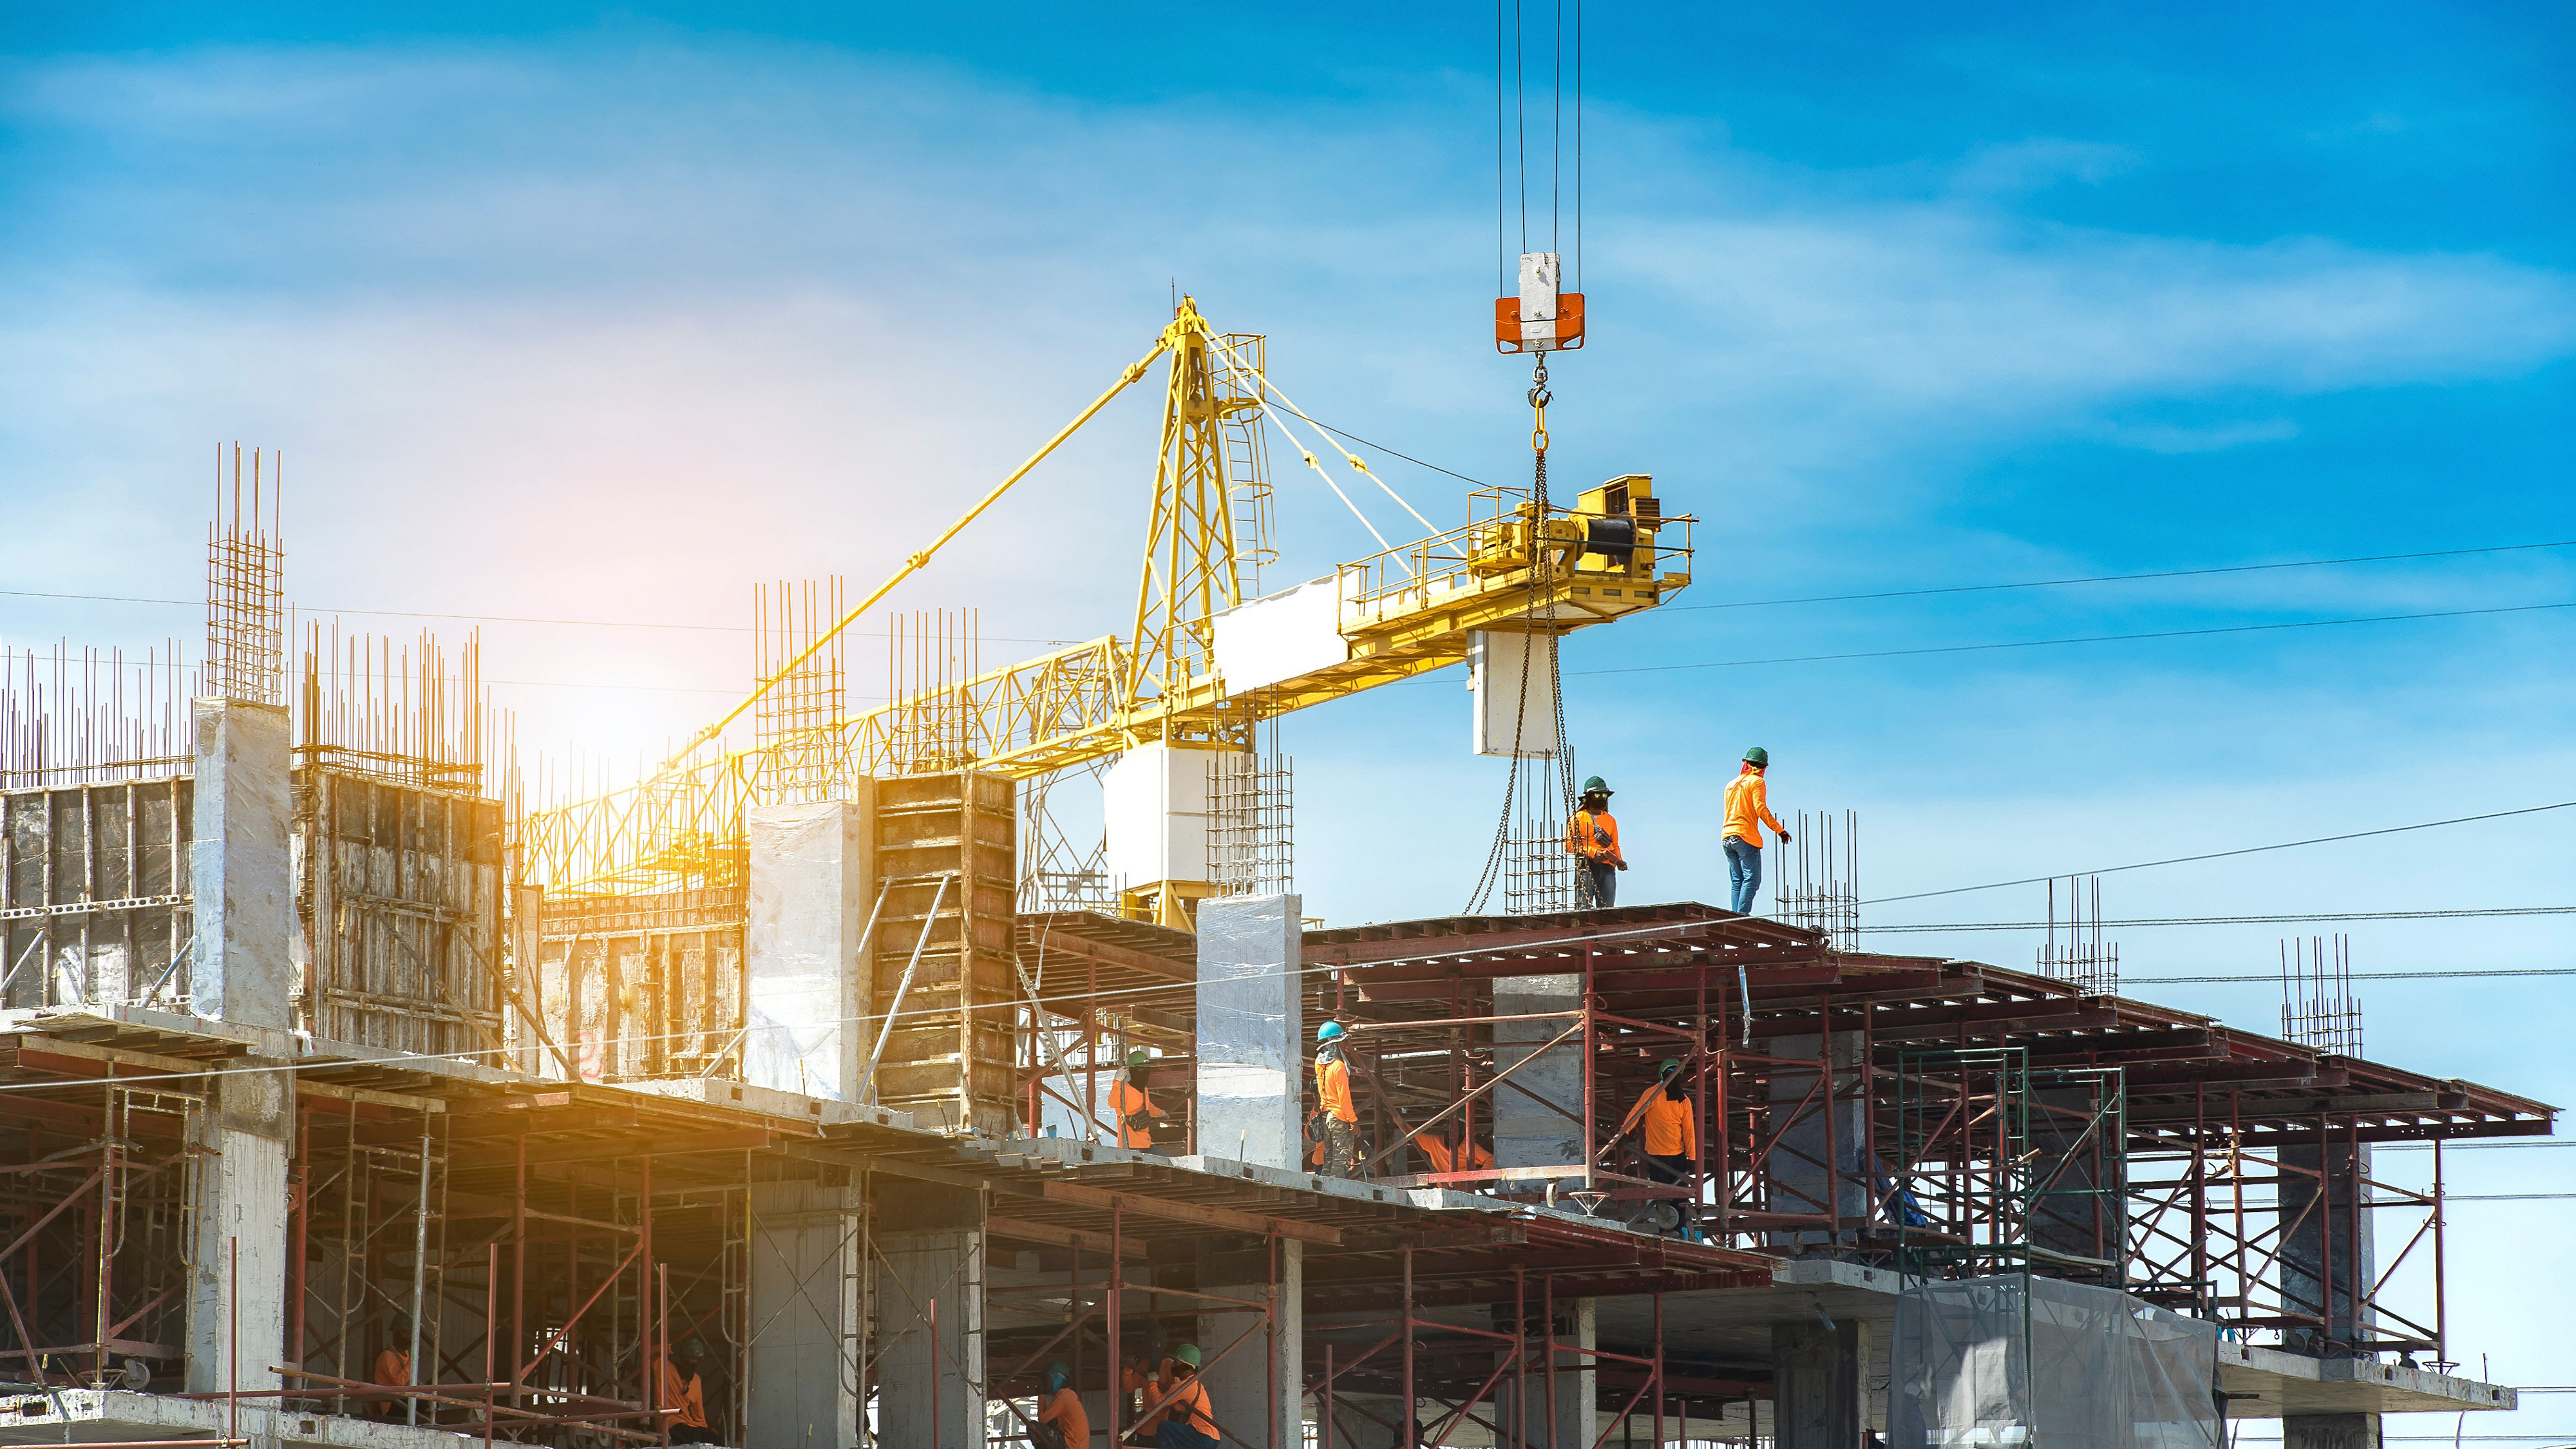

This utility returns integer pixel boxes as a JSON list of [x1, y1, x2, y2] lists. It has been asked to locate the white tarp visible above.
[[1195, 893, 1304, 1170], [1210, 576, 1346, 696], [1891, 1276, 2218, 1449], [744, 800, 871, 1101], [1103, 743, 1213, 887]]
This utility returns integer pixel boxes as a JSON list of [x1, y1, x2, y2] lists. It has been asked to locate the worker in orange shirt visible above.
[[1109, 1049, 1166, 1155], [1620, 1058, 1699, 1235], [1314, 1022, 1361, 1178], [1036, 1360, 1088, 1449], [1417, 1130, 1494, 1179], [1721, 746, 1788, 914], [370, 1315, 412, 1420], [1564, 775, 1627, 907], [657, 1338, 712, 1443], [1128, 1343, 1218, 1448]]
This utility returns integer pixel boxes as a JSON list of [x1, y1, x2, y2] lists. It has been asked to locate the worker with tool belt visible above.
[[1314, 1021, 1362, 1178], [1721, 746, 1788, 914], [1110, 1048, 1166, 1154], [1564, 775, 1627, 907]]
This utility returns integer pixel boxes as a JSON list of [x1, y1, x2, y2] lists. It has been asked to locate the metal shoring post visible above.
[[1815, 997, 1837, 1248], [1859, 1007, 1876, 1253], [2347, 1115, 2366, 1347], [1514, 1268, 1527, 1449], [1651, 1292, 1663, 1449], [289, 1104, 308, 1384], [640, 1153, 656, 1423], [1108, 1204, 1122, 1446], [229, 1236, 240, 1449], [929, 1296, 940, 1449], [1266, 1231, 1278, 1449], [2432, 1134, 2448, 1363], [1540, 1274, 1555, 1449], [1402, 1247, 1416, 1449], [1693, 965, 1709, 1239], [1581, 945, 1595, 1193], [2191, 1083, 2208, 1310], [2316, 1110, 2334, 1345], [658, 1260, 674, 1449], [408, 1117, 432, 1426], [1323, 1341, 1335, 1449], [1714, 969, 1732, 1244], [513, 1132, 526, 1412], [487, 1243, 498, 1449]]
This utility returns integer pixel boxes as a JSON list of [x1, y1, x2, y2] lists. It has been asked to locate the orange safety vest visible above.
[[1039, 1385, 1089, 1445], [656, 1356, 708, 1429], [1624, 1084, 1698, 1158], [1156, 1376, 1217, 1437], [1565, 807, 1624, 865], [1109, 1079, 1161, 1148], [1315, 1055, 1357, 1122], [1722, 766, 1785, 848]]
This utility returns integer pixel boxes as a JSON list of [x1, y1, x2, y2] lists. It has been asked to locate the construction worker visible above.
[[1721, 746, 1788, 914], [1036, 1359, 1088, 1449], [1110, 1048, 1166, 1155], [1564, 776, 1627, 907], [1120, 1345, 1156, 1423], [1130, 1342, 1217, 1448], [1314, 1022, 1361, 1178], [1417, 1129, 1495, 1178], [658, 1338, 712, 1443], [370, 1315, 412, 1419], [1618, 1059, 1699, 1238]]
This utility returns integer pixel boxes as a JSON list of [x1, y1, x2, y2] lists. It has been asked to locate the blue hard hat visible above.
[[1316, 1021, 1347, 1043]]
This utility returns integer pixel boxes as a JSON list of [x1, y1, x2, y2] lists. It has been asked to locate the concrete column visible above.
[[2280, 1141, 2376, 1354], [183, 697, 294, 1394], [1493, 974, 1583, 1191], [1766, 1031, 1869, 1250], [747, 794, 875, 1101], [1492, 1296, 1595, 1448], [748, 1175, 864, 1449], [1198, 1237, 1303, 1448], [189, 697, 292, 1027], [1197, 893, 1303, 1168], [2287, 1414, 2383, 1449], [1772, 1315, 1870, 1449], [874, 1179, 986, 1448]]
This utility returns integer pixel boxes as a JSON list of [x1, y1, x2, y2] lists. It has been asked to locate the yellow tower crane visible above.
[[516, 297, 1694, 923]]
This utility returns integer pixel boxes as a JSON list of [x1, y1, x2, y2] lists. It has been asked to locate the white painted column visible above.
[[746, 793, 875, 1101]]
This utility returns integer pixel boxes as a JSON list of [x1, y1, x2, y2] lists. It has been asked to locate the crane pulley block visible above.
[[1495, 251, 1586, 354]]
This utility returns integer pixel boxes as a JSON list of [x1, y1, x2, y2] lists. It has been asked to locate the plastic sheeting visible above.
[[1891, 1276, 2217, 1449], [744, 799, 871, 1102], [1195, 893, 1303, 1168]]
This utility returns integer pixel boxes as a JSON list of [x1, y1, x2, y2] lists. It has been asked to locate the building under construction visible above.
[[0, 298, 2555, 1449]]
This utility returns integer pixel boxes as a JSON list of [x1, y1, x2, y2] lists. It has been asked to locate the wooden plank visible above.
[[1039, 1180, 1343, 1246], [987, 1215, 1149, 1258]]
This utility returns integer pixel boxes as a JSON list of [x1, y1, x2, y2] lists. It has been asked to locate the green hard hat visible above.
[[1582, 775, 1611, 795], [1047, 1360, 1070, 1387], [1172, 1343, 1203, 1370], [1743, 746, 1768, 766], [1316, 1021, 1347, 1043], [1127, 1048, 1152, 1068], [681, 1338, 708, 1359], [1660, 1057, 1683, 1076]]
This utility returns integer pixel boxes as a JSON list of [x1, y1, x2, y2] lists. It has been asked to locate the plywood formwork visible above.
[[296, 761, 505, 1059], [869, 772, 1018, 1133], [533, 884, 747, 1083]]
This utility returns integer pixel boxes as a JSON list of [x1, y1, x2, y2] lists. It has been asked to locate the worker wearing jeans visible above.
[[1314, 1021, 1361, 1177], [1721, 746, 1788, 914], [1564, 775, 1627, 908]]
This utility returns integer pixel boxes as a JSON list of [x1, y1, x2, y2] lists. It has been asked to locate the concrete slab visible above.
[[0, 1388, 509, 1446]]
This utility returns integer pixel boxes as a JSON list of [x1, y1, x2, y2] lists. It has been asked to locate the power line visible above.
[[1866, 906, 2576, 933], [1574, 600, 2576, 679], [2124, 967, 2574, 983], [0, 589, 1072, 645], [1860, 799, 2576, 907]]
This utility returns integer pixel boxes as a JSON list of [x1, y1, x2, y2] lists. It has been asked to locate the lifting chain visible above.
[[1528, 352, 1553, 455]]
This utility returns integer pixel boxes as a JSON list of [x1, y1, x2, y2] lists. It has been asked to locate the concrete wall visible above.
[[1493, 1297, 1595, 1448], [1196, 893, 1303, 1170], [1773, 1315, 1871, 1449], [874, 1179, 986, 1448], [747, 1177, 864, 1449], [747, 793, 876, 1101], [2280, 1142, 2378, 1354], [1198, 1237, 1303, 1449], [1493, 974, 1583, 1189], [190, 698, 292, 1027], [1766, 1031, 1870, 1249]]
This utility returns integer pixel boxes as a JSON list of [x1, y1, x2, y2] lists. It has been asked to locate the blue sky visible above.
[[5, 1, 2571, 1420]]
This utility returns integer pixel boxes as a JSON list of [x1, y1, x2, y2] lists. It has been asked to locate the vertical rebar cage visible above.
[[1776, 809, 1859, 949], [206, 445, 286, 707], [1206, 750, 1293, 898]]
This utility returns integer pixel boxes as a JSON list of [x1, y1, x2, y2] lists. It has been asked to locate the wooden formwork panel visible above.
[[535, 885, 746, 1082], [298, 769, 504, 1059], [871, 772, 1018, 1135]]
